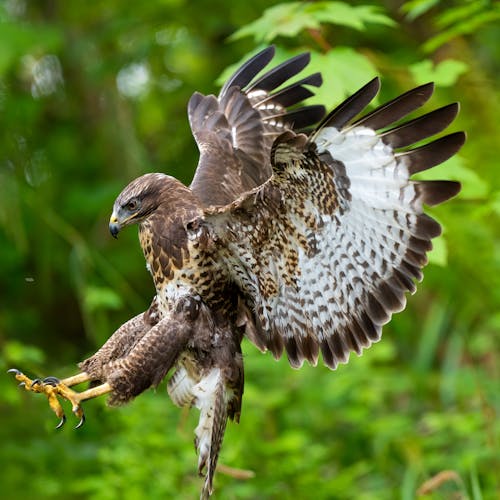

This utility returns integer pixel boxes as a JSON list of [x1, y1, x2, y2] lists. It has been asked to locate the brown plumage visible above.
[[11, 46, 464, 499]]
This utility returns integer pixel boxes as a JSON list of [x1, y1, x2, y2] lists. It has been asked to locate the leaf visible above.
[[401, 0, 440, 21], [423, 8, 500, 53], [305, 47, 379, 107], [230, 1, 394, 42], [435, 1, 486, 29], [409, 59, 468, 87], [230, 3, 318, 43], [308, 2, 395, 30]]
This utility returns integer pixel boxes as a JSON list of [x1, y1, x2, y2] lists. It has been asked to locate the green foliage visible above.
[[402, 0, 500, 53], [409, 59, 469, 87], [0, 1, 499, 499], [230, 2, 394, 42]]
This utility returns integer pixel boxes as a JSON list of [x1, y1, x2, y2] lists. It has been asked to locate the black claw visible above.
[[7, 368, 22, 375], [55, 414, 67, 429], [31, 378, 42, 387], [75, 413, 86, 429], [43, 376, 61, 386], [18, 382, 26, 388]]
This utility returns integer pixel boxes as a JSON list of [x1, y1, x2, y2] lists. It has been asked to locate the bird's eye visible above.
[[125, 199, 139, 211]]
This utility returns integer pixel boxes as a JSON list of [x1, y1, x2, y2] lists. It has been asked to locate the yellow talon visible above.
[[8, 368, 111, 429]]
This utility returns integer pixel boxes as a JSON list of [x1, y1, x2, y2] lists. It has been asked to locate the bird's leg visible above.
[[8, 369, 111, 429]]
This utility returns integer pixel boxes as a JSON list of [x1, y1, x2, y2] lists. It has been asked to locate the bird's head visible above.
[[109, 173, 174, 238]]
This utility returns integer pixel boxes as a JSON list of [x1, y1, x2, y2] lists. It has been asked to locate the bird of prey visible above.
[[10, 46, 464, 499]]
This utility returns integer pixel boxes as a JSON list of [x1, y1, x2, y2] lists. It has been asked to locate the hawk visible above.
[[10, 46, 464, 499]]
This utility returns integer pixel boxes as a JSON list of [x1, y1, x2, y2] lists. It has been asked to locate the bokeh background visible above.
[[0, 1, 498, 499]]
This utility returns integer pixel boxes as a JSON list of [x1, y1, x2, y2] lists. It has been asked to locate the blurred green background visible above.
[[0, 1, 498, 499]]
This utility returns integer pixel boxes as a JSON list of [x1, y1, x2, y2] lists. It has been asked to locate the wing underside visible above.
[[206, 78, 463, 370]]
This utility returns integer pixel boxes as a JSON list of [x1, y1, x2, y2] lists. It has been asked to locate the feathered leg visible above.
[[7, 305, 155, 428]]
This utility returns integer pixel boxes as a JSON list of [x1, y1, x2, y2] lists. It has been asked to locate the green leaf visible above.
[[230, 1, 394, 42], [230, 3, 317, 42], [401, 0, 440, 21], [435, 1, 486, 29], [409, 58, 468, 87], [308, 2, 395, 30], [423, 8, 500, 53], [305, 47, 378, 107]]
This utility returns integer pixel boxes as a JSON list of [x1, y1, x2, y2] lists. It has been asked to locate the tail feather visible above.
[[193, 369, 228, 500]]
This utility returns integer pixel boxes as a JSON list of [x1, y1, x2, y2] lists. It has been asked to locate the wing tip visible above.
[[220, 46, 276, 97], [418, 180, 462, 206]]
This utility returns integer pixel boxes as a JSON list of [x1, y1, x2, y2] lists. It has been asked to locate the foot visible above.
[[8, 369, 86, 429]]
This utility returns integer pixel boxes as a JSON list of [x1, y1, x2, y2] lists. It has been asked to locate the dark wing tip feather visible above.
[[382, 103, 460, 149], [220, 46, 276, 97], [352, 82, 435, 131], [320, 339, 337, 369], [249, 52, 311, 92], [262, 73, 323, 107], [285, 335, 319, 369], [415, 213, 443, 239], [267, 328, 285, 360], [302, 72, 323, 88], [399, 131, 466, 174], [417, 180, 461, 206], [313, 77, 381, 134], [281, 104, 326, 130], [393, 268, 418, 294]]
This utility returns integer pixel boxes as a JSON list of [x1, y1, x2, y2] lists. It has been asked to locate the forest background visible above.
[[0, 1, 498, 499]]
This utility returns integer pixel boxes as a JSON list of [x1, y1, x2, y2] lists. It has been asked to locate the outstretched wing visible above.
[[206, 79, 464, 370], [188, 46, 325, 207]]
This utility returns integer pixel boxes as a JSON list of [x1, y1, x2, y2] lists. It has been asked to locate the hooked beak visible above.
[[109, 214, 121, 239]]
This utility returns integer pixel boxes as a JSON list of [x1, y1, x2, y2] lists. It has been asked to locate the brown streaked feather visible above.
[[189, 47, 325, 207], [84, 296, 203, 407], [79, 296, 160, 381]]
